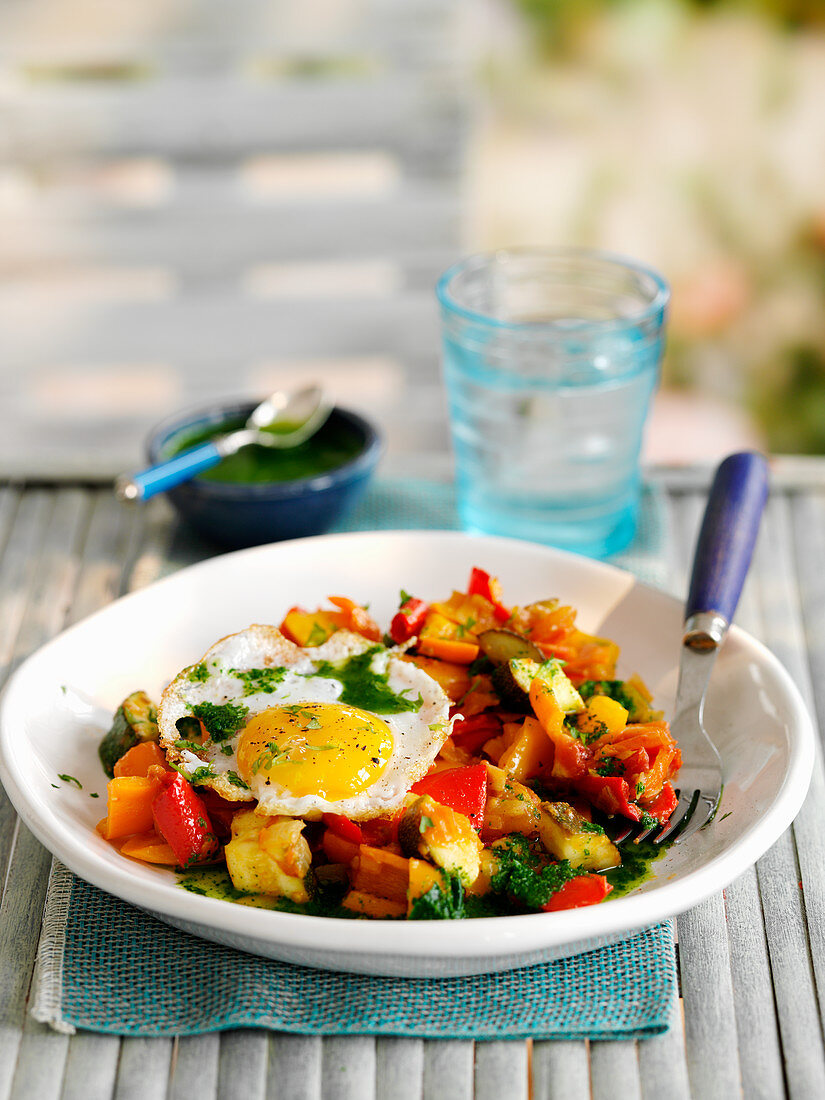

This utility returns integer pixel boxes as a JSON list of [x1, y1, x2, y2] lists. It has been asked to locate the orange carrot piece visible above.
[[120, 831, 179, 865], [417, 636, 480, 665], [351, 845, 411, 903], [113, 740, 169, 778], [341, 890, 406, 919], [104, 775, 162, 839]]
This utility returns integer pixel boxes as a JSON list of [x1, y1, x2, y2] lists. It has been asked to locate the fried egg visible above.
[[157, 626, 453, 820]]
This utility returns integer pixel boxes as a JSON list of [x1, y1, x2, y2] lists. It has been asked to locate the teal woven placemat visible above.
[[31, 476, 677, 1038]]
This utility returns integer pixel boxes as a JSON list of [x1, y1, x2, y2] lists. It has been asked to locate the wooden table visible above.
[[2, 461, 824, 1099]]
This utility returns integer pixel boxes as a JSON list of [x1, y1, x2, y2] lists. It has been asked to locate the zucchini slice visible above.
[[98, 690, 159, 777], [492, 657, 585, 714], [477, 629, 543, 667]]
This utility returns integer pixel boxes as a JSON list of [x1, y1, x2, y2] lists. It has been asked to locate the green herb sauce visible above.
[[604, 837, 669, 897], [310, 647, 424, 715], [170, 415, 364, 485]]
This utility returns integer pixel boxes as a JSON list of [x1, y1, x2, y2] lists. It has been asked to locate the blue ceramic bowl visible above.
[[146, 399, 382, 548]]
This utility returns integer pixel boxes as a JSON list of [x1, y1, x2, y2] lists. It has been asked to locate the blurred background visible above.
[[0, 0, 823, 475]]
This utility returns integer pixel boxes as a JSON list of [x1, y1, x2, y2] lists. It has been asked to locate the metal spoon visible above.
[[115, 385, 331, 502]]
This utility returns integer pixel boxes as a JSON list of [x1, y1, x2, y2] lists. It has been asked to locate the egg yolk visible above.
[[236, 702, 393, 800]]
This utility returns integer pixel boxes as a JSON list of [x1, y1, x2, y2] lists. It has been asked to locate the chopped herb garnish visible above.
[[594, 757, 625, 777], [420, 815, 434, 832], [455, 616, 477, 639], [580, 820, 605, 834], [187, 765, 216, 785], [310, 646, 424, 714], [174, 738, 209, 752], [89, 792, 100, 799], [186, 663, 210, 683], [191, 701, 248, 742], [220, 744, 235, 756], [399, 589, 413, 606], [226, 771, 250, 790], [408, 870, 465, 920], [58, 774, 82, 789], [230, 666, 287, 695], [489, 833, 585, 910]]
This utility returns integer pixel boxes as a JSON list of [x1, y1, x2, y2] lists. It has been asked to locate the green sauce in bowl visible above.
[[172, 415, 365, 484]]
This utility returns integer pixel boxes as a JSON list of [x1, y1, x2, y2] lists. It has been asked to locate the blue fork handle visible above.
[[117, 441, 223, 501], [686, 451, 770, 627]]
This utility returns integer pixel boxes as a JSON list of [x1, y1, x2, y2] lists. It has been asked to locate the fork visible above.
[[625, 451, 769, 847]]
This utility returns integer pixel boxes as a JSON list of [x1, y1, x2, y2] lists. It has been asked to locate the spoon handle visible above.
[[115, 441, 223, 502]]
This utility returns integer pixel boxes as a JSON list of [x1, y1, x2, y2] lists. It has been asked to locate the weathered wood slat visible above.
[[320, 1037, 376, 1100], [216, 1031, 269, 1099], [668, 493, 743, 1100], [751, 493, 825, 1097], [0, 194, 459, 272], [721, 868, 786, 1100], [637, 1016, 692, 1100], [168, 1034, 219, 1100], [60, 1032, 121, 1100], [374, 1038, 423, 1100], [473, 1042, 528, 1100], [0, 293, 439, 370], [530, 1041, 590, 1100], [266, 1035, 322, 1100], [421, 1040, 473, 1100], [590, 1041, 641, 1100], [1, 76, 461, 164], [8, 1020, 68, 1100], [113, 1038, 173, 1100]]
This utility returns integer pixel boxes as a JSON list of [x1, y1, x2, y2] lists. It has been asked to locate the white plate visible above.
[[0, 532, 815, 977]]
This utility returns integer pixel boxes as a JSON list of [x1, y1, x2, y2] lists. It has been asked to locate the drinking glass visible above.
[[436, 248, 669, 558]]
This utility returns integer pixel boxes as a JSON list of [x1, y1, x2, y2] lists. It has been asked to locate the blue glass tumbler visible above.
[[437, 248, 669, 558]]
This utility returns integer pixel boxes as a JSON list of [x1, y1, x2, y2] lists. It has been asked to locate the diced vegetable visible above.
[[417, 636, 479, 665], [467, 567, 511, 623], [575, 774, 642, 821], [327, 596, 382, 641], [390, 597, 430, 643], [119, 831, 178, 865], [538, 802, 620, 871], [322, 830, 360, 865], [407, 857, 445, 912], [477, 629, 543, 667], [225, 809, 311, 901], [641, 781, 678, 824], [493, 657, 584, 715], [280, 607, 338, 647], [482, 767, 542, 842], [103, 775, 163, 839], [152, 772, 219, 867], [398, 794, 483, 885], [351, 845, 410, 903], [98, 691, 159, 778], [322, 813, 364, 845], [341, 890, 406, 919], [410, 763, 488, 831], [529, 678, 590, 780], [542, 873, 612, 912], [113, 740, 170, 778], [575, 695, 629, 742], [497, 717, 554, 783], [451, 713, 503, 753]]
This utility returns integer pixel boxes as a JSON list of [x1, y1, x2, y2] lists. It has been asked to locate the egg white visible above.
[[157, 625, 453, 819]]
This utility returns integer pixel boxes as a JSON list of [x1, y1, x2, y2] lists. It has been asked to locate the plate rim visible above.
[[0, 529, 816, 964]]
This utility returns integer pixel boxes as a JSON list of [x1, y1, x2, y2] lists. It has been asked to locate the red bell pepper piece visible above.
[[575, 774, 642, 822], [450, 713, 502, 753], [390, 597, 430, 644], [322, 813, 364, 845], [641, 781, 678, 824], [543, 873, 612, 912], [152, 772, 219, 868], [360, 814, 401, 847], [467, 567, 511, 624], [411, 763, 488, 831]]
